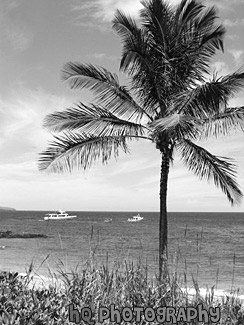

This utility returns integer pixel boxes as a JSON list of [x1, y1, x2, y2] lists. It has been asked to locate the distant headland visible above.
[[0, 206, 16, 211]]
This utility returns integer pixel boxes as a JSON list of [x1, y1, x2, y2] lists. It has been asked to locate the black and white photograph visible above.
[[0, 0, 244, 323]]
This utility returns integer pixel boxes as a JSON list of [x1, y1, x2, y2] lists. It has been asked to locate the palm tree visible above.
[[39, 0, 244, 281]]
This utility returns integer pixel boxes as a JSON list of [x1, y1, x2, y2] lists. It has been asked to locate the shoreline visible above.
[[5, 270, 242, 302], [1, 261, 244, 299]]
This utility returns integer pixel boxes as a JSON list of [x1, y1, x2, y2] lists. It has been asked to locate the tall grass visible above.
[[0, 260, 244, 324], [0, 227, 243, 324]]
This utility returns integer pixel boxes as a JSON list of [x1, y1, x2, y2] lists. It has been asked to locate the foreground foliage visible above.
[[0, 265, 244, 325]]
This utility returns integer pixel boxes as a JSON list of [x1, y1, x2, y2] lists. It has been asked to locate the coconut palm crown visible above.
[[39, 0, 244, 281]]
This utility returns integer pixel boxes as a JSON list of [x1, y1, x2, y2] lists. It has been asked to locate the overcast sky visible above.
[[0, 0, 243, 212]]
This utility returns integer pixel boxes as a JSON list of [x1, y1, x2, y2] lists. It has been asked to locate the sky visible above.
[[0, 0, 243, 212]]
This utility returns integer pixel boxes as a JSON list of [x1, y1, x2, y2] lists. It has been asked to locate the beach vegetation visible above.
[[0, 263, 244, 324], [39, 0, 244, 281]]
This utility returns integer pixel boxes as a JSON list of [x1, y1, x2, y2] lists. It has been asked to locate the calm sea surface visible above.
[[0, 211, 243, 293]]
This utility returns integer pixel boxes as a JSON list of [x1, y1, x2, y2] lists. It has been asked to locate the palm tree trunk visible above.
[[158, 148, 170, 283]]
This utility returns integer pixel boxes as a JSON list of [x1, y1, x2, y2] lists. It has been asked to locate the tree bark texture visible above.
[[158, 146, 170, 283]]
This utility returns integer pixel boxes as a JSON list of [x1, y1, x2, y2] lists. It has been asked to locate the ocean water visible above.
[[0, 210, 243, 293]]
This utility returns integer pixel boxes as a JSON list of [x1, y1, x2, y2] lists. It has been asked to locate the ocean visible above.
[[0, 210, 243, 293]]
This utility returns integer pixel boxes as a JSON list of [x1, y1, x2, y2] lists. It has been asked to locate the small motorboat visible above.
[[104, 218, 112, 223], [44, 210, 77, 220], [127, 214, 143, 222]]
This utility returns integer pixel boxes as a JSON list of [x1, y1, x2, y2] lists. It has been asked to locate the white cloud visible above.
[[71, 0, 143, 22], [211, 61, 230, 76], [205, 0, 244, 11], [224, 18, 244, 27], [0, 89, 73, 163], [228, 49, 243, 66], [109, 155, 159, 177], [72, 0, 181, 23], [0, 0, 19, 16], [0, 159, 158, 211], [90, 52, 119, 61], [0, 1, 33, 54], [3, 25, 33, 52], [95, 0, 144, 21]]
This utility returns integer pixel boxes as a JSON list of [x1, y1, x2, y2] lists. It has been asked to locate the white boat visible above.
[[44, 210, 77, 220], [104, 218, 112, 223], [127, 214, 143, 222]]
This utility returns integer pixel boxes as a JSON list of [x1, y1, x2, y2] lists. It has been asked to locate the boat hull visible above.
[[44, 216, 77, 220]]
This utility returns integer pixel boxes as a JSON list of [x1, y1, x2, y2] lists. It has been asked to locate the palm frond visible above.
[[38, 132, 130, 173], [120, 41, 166, 115], [113, 7, 169, 115], [171, 2, 225, 84], [113, 10, 151, 73], [175, 0, 205, 29], [150, 113, 202, 140], [112, 10, 140, 42], [140, 0, 173, 51], [178, 139, 243, 205], [197, 7, 226, 56], [175, 70, 244, 118], [201, 106, 244, 137], [43, 103, 150, 137], [113, 10, 150, 76], [61, 63, 152, 122], [219, 69, 244, 93], [120, 35, 150, 74]]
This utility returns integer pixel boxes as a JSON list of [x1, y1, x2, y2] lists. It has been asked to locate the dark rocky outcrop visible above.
[[0, 230, 47, 238]]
